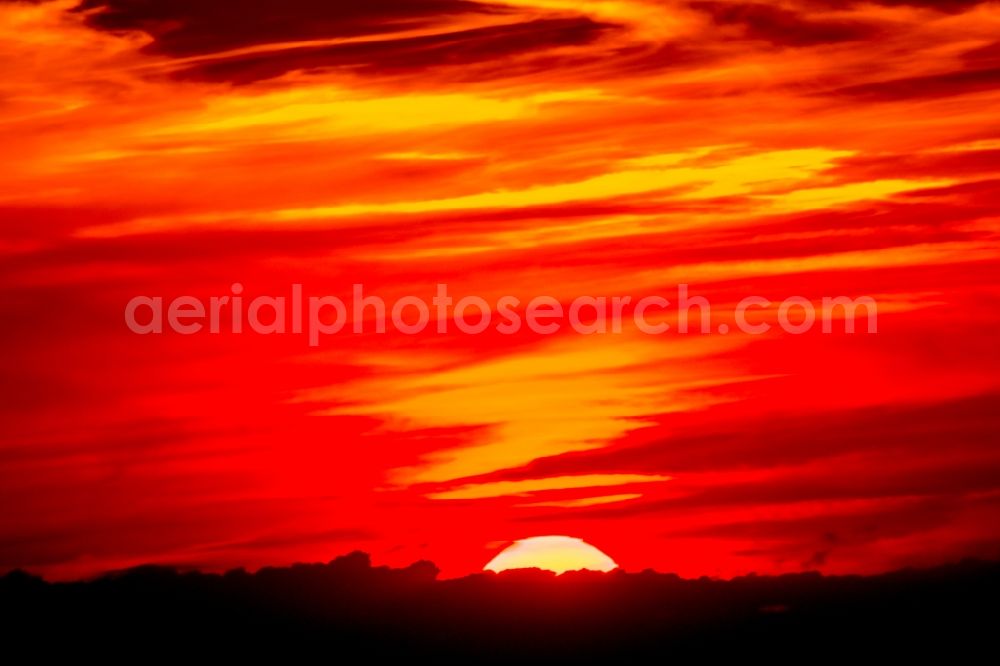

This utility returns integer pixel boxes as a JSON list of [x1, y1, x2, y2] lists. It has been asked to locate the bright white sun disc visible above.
[[484, 535, 618, 574]]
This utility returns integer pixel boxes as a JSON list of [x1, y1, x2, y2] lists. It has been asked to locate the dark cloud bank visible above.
[[3, 552, 998, 660]]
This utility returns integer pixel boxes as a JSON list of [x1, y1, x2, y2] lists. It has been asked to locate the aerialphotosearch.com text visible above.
[[125, 283, 878, 346]]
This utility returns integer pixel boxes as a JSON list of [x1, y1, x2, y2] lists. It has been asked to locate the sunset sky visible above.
[[2, 0, 999, 580]]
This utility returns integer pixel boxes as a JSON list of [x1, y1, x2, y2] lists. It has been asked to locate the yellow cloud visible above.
[[429, 475, 667, 500]]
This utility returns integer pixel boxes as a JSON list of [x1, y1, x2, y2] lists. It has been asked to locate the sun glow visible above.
[[484, 536, 618, 574]]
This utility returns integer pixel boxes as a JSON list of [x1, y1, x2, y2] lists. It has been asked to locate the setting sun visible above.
[[2, 0, 999, 659], [484, 536, 618, 574]]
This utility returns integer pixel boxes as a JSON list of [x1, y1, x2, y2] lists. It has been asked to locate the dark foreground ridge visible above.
[[3, 554, 998, 661]]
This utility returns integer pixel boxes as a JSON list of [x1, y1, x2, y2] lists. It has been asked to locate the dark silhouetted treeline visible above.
[[2, 553, 998, 661]]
